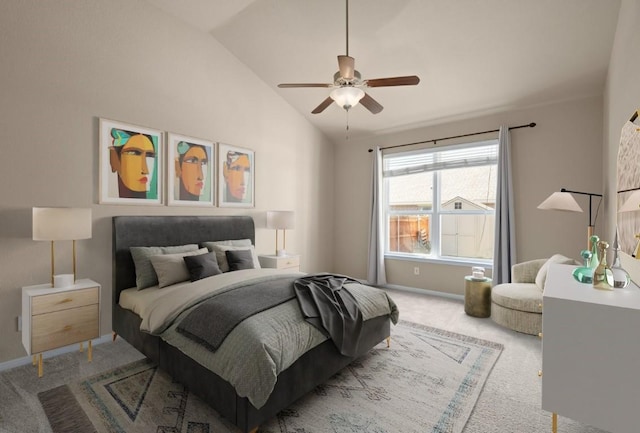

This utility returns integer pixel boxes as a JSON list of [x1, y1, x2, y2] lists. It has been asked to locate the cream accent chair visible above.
[[491, 255, 575, 335]]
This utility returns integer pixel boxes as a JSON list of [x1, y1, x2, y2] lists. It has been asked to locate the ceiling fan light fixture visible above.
[[330, 86, 365, 111]]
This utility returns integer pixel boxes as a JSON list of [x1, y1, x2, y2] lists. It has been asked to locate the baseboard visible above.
[[382, 283, 464, 301], [0, 333, 114, 373]]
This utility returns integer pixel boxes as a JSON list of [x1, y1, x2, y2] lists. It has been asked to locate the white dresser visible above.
[[542, 263, 640, 433]]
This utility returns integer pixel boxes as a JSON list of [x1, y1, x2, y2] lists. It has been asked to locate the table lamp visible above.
[[538, 188, 603, 249], [266, 210, 295, 257], [618, 189, 640, 213], [32, 207, 92, 287]]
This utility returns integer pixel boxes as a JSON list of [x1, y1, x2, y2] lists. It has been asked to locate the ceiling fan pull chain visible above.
[[346, 110, 350, 140]]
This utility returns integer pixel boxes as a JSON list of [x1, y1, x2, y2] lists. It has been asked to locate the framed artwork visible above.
[[218, 143, 255, 208], [99, 118, 163, 205], [167, 133, 215, 207]]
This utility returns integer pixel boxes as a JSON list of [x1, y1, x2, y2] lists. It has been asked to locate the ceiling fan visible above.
[[277, 0, 420, 115]]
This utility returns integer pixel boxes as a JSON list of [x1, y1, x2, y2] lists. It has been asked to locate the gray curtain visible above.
[[367, 147, 387, 285], [492, 126, 516, 284]]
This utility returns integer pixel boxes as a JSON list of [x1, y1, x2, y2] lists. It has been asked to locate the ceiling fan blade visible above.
[[360, 93, 383, 114], [312, 96, 335, 114], [278, 83, 332, 88], [365, 75, 420, 87], [337, 55, 355, 80]]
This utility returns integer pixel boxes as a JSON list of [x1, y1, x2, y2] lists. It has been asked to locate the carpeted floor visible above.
[[31, 321, 502, 433], [0, 287, 609, 433]]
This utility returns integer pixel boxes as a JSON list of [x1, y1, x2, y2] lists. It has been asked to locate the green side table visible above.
[[464, 276, 492, 318]]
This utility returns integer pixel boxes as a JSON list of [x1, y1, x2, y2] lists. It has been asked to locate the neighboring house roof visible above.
[[389, 166, 497, 206], [442, 196, 491, 210]]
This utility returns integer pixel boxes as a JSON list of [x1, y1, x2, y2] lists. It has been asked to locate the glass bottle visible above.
[[587, 235, 600, 281], [593, 240, 613, 290], [611, 244, 631, 289], [572, 250, 593, 283]]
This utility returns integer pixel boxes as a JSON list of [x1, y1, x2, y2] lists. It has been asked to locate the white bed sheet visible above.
[[119, 280, 190, 316]]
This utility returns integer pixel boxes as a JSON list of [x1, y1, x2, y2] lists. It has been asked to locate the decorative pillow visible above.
[[183, 252, 222, 281], [535, 254, 576, 290], [200, 239, 252, 251], [209, 244, 261, 272], [150, 248, 208, 288], [226, 249, 255, 271], [130, 244, 199, 290]]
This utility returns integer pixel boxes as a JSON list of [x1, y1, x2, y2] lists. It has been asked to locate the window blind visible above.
[[383, 140, 498, 178]]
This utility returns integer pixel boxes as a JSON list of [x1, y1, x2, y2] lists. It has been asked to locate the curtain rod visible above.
[[367, 122, 536, 152]]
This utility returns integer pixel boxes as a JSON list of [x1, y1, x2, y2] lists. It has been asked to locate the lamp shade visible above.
[[33, 207, 92, 241], [619, 190, 640, 213], [330, 86, 365, 110], [537, 192, 583, 213], [266, 211, 295, 230]]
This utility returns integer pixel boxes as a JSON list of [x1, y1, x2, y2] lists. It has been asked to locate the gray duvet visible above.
[[141, 270, 398, 409]]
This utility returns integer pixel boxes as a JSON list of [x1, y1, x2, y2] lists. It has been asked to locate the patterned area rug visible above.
[[38, 321, 503, 433]]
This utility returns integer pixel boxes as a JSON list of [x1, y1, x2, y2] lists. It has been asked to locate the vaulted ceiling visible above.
[[146, 0, 620, 143]]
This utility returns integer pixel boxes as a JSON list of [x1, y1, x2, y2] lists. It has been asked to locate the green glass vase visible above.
[[572, 249, 593, 284]]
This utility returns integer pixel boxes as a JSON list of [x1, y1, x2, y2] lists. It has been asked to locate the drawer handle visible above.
[[63, 325, 72, 332], [58, 298, 73, 304]]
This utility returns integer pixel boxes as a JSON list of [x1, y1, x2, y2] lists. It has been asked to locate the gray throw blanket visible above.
[[176, 276, 298, 351], [293, 274, 364, 357]]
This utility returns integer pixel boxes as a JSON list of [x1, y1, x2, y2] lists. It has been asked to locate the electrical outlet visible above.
[[17, 316, 22, 332], [413, 267, 420, 275]]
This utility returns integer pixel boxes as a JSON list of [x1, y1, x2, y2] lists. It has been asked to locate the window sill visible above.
[[384, 253, 492, 269]]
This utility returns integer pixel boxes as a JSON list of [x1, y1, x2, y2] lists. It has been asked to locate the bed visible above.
[[112, 215, 396, 433]]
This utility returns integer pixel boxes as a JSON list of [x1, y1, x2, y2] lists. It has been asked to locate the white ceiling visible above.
[[146, 0, 621, 144]]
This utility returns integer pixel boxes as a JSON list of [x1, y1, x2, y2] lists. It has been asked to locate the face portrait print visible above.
[[223, 151, 251, 202], [109, 129, 157, 199], [175, 142, 208, 201]]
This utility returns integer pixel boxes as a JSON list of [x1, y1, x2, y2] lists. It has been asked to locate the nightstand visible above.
[[258, 254, 300, 272], [22, 278, 100, 377]]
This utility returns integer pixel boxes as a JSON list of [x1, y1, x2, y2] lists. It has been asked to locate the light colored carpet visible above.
[[387, 288, 608, 433], [31, 321, 502, 433], [0, 287, 609, 433]]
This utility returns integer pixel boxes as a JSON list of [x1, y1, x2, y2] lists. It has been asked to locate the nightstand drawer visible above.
[[31, 287, 99, 315], [279, 256, 300, 269], [31, 304, 99, 353]]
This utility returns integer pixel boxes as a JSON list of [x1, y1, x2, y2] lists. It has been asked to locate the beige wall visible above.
[[0, 0, 335, 363], [334, 96, 604, 295], [604, 0, 640, 280], [1, 0, 636, 365]]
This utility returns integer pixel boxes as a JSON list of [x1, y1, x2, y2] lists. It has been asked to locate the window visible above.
[[383, 140, 497, 262]]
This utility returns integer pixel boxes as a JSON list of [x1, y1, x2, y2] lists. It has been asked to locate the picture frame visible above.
[[99, 118, 163, 205], [167, 132, 215, 207], [218, 143, 255, 208]]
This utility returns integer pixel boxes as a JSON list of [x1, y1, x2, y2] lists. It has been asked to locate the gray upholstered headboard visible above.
[[112, 215, 255, 304]]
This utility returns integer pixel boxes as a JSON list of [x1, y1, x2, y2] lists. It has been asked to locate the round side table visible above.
[[464, 276, 492, 318]]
